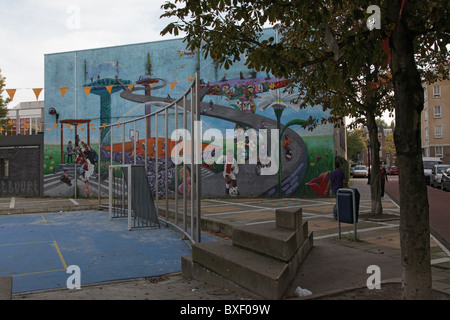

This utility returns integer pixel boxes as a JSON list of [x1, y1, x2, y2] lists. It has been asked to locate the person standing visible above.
[[66, 141, 73, 164], [327, 162, 348, 219], [380, 165, 388, 197]]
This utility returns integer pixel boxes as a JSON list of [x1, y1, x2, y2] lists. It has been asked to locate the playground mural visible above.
[[43, 29, 336, 198]]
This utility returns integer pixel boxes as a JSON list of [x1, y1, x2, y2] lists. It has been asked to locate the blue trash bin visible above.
[[336, 188, 360, 224]]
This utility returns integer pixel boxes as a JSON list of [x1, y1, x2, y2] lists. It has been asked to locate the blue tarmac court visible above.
[[0, 210, 198, 293]]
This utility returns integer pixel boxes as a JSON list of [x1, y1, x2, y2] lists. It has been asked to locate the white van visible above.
[[423, 157, 443, 185]]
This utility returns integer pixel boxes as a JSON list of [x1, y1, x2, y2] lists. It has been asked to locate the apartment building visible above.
[[422, 78, 450, 164]]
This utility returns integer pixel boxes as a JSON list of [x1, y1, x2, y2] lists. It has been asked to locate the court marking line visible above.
[[53, 241, 68, 270], [11, 268, 67, 278], [0, 240, 52, 247], [69, 198, 79, 206]]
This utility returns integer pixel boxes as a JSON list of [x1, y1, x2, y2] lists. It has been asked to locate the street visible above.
[[383, 175, 450, 250]]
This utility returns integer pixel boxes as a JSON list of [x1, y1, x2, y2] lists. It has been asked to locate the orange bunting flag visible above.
[[170, 82, 178, 90], [117, 123, 120, 128], [81, 128, 85, 132], [188, 77, 195, 82], [60, 87, 69, 97], [6, 89, 17, 101], [65, 123, 70, 128], [105, 86, 113, 94], [128, 84, 135, 91], [33, 88, 43, 100], [70, 126, 74, 130], [102, 123, 107, 129], [53, 123, 58, 129], [46, 127, 51, 130], [92, 127, 96, 131], [83, 87, 92, 96]]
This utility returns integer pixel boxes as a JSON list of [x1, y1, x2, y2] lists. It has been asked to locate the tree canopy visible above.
[[160, 0, 449, 299]]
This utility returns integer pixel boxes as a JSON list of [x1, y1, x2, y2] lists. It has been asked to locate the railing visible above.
[[98, 73, 202, 244]]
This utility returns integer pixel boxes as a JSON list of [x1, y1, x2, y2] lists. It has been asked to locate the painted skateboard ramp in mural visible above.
[[110, 84, 308, 198]]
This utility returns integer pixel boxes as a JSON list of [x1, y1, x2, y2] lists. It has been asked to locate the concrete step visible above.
[[232, 221, 309, 262], [186, 231, 313, 299]]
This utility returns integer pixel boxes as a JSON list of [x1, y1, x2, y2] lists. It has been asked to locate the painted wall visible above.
[[43, 29, 336, 198]]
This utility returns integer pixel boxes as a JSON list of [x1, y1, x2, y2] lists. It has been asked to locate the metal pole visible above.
[[133, 121, 137, 165], [127, 165, 132, 231], [174, 102, 179, 226], [183, 95, 187, 232], [155, 113, 159, 214], [122, 124, 125, 164], [98, 126, 101, 206], [165, 108, 169, 221], [190, 87, 195, 241], [195, 72, 201, 243], [108, 166, 112, 220], [145, 114, 148, 173]]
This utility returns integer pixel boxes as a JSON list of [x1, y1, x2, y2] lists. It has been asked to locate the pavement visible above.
[[1, 177, 450, 301]]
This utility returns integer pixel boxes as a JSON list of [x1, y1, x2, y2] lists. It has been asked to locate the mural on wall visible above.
[[43, 29, 335, 198]]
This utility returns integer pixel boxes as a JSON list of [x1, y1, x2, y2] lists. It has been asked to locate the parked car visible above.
[[353, 165, 369, 178], [350, 164, 357, 176], [389, 166, 399, 175], [423, 157, 443, 185], [442, 167, 450, 191], [430, 165, 450, 189]]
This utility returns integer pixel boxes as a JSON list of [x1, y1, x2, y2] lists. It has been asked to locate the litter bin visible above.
[[336, 188, 360, 241]]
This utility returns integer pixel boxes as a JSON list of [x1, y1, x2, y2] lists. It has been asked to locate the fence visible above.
[[98, 73, 202, 244]]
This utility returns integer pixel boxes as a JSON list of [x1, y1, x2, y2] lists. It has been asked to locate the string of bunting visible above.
[[4, 77, 190, 102]]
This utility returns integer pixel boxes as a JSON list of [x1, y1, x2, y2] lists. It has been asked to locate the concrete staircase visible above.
[[182, 207, 313, 299]]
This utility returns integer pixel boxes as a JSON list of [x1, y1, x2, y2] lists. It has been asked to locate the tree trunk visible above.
[[366, 110, 383, 215], [388, 1, 432, 299]]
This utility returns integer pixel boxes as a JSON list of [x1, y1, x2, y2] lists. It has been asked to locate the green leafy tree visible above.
[[0, 69, 10, 133], [347, 128, 366, 163], [161, 0, 449, 299]]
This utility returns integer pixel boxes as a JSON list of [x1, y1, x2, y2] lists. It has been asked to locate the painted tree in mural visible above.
[[161, 0, 449, 299], [0, 69, 10, 131]]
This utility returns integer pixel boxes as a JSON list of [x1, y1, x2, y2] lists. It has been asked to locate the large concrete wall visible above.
[[43, 29, 336, 198]]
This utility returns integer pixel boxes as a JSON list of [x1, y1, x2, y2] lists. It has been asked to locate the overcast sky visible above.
[[0, 0, 178, 107]]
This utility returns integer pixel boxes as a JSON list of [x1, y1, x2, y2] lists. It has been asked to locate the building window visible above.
[[433, 85, 441, 98], [425, 127, 429, 140], [424, 87, 428, 101], [424, 107, 428, 121], [435, 146, 443, 158], [435, 126, 442, 139], [0, 159, 9, 178], [434, 106, 442, 118]]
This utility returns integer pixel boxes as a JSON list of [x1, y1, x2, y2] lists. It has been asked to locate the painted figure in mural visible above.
[[214, 149, 239, 197], [255, 143, 271, 176], [327, 162, 348, 219], [283, 135, 293, 161], [75, 134, 80, 148], [177, 166, 191, 195], [66, 141, 73, 164], [60, 168, 72, 186], [76, 142, 95, 197]]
